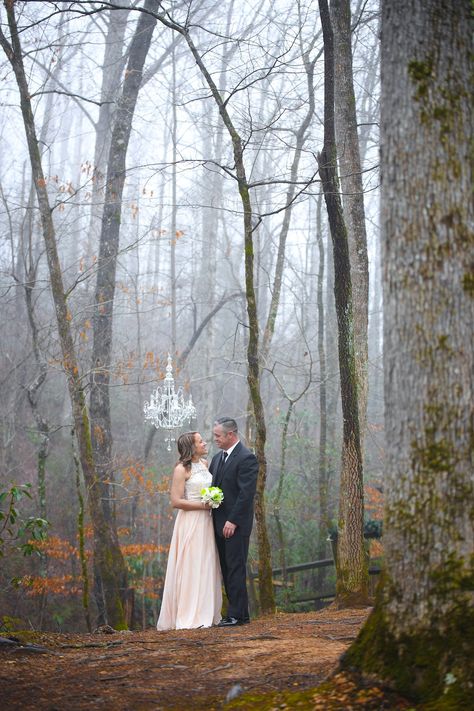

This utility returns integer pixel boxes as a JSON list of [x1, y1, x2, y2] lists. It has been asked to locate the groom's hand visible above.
[[223, 521, 237, 538]]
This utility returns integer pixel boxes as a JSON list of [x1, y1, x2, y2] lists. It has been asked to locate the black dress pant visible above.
[[215, 531, 250, 621]]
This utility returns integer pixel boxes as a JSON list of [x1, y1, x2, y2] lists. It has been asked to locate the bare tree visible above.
[[317, 0, 369, 606]]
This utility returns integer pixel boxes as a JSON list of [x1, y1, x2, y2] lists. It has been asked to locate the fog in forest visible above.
[[1, 0, 382, 630]]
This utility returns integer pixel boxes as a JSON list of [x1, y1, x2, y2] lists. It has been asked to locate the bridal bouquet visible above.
[[200, 486, 224, 509]]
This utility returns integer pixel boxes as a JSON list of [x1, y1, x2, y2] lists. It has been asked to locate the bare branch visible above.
[[30, 88, 113, 107]]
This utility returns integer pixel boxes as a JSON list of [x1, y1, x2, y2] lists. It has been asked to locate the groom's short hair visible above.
[[215, 417, 238, 434]]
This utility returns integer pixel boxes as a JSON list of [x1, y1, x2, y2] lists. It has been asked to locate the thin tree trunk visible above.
[[87, 5, 130, 260], [261, 41, 319, 361], [274, 401, 293, 606], [367, 228, 382, 430], [170, 44, 178, 353], [343, 1, 474, 704], [317, 0, 369, 607], [239, 143, 274, 616], [20, 11, 70, 599], [72, 428, 92, 633], [197, 3, 233, 407], [325, 228, 340, 528], [24, 260, 50, 630], [273, 352, 313, 602], [331, 0, 369, 453]]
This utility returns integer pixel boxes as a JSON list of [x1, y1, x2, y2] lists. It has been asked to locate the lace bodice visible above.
[[185, 460, 212, 502]]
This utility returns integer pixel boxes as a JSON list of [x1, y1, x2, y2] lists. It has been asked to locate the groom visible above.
[[210, 417, 258, 626]]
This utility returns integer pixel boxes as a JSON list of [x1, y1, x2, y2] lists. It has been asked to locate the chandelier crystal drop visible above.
[[143, 354, 197, 451]]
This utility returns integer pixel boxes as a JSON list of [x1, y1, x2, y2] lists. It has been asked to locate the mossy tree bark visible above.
[[331, 0, 369, 453], [89, 0, 158, 623], [317, 0, 369, 607], [155, 11, 275, 614], [0, 2, 127, 630], [342, 1, 474, 704]]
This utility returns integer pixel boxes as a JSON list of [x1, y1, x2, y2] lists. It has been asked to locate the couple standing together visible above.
[[157, 417, 258, 630]]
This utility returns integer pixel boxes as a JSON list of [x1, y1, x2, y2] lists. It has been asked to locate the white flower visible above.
[[200, 486, 224, 509]]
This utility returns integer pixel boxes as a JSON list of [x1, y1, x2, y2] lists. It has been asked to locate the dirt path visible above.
[[0, 608, 411, 710]]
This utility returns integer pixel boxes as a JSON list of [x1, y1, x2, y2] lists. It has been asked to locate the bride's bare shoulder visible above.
[[173, 462, 188, 478]]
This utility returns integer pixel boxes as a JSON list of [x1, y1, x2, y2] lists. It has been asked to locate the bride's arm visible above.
[[170, 463, 209, 511]]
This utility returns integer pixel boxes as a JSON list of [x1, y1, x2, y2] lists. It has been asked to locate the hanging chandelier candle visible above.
[[144, 354, 197, 451]]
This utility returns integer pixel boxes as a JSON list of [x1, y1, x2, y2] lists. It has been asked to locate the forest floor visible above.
[[0, 606, 417, 710]]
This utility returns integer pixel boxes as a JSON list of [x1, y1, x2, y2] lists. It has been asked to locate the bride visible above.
[[157, 431, 222, 630]]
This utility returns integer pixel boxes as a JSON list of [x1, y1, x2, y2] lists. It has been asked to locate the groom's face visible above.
[[213, 425, 233, 450]]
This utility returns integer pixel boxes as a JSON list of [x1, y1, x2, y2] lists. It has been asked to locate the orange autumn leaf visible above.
[[121, 543, 168, 557], [30, 535, 78, 560], [18, 575, 82, 597]]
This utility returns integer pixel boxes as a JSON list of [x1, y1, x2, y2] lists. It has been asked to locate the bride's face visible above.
[[193, 433, 208, 457]]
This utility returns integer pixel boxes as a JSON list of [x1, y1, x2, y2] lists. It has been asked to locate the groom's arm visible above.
[[226, 451, 258, 528]]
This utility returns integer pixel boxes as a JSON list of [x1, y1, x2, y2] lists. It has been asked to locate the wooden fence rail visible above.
[[249, 558, 381, 607]]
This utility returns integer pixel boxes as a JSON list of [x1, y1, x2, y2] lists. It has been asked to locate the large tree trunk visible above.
[[317, 0, 369, 607], [89, 0, 158, 621], [343, 1, 474, 705], [0, 2, 127, 630], [331, 0, 369, 452]]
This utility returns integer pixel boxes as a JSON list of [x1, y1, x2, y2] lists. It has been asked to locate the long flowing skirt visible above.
[[157, 509, 222, 630]]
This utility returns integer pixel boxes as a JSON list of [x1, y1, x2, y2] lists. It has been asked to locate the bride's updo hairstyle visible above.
[[177, 431, 198, 470]]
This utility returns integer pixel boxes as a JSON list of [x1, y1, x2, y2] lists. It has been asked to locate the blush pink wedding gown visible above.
[[157, 460, 222, 630]]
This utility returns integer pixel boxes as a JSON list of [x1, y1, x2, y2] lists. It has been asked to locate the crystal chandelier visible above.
[[144, 354, 197, 451]]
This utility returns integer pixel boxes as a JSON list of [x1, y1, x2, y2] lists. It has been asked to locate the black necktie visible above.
[[216, 451, 227, 481]]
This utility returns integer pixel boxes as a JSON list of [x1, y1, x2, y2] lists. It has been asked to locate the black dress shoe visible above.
[[217, 616, 248, 627]]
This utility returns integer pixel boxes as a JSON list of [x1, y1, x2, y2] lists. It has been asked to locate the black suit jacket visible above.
[[209, 441, 258, 537]]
